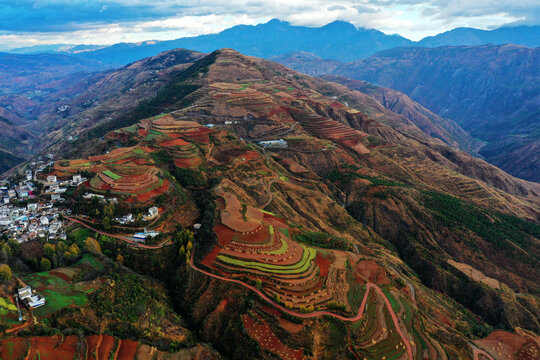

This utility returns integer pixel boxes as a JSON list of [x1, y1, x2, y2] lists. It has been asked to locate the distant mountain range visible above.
[[6, 19, 540, 66]]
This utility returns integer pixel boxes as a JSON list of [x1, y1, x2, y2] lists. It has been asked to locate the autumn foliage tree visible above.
[[0, 264, 12, 281], [85, 238, 102, 254]]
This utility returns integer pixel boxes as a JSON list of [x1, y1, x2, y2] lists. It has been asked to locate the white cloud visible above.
[[0, 0, 538, 49]]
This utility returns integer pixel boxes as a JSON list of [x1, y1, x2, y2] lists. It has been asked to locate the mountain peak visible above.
[[321, 20, 357, 32], [264, 18, 290, 27]]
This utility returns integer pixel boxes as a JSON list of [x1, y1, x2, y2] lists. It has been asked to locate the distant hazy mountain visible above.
[[8, 20, 540, 68], [0, 52, 107, 96], [6, 44, 104, 54], [418, 25, 540, 48], [14, 19, 410, 66]]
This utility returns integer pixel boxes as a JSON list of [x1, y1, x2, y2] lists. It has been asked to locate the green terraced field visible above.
[[382, 286, 401, 313], [217, 246, 316, 274], [265, 236, 289, 255], [102, 170, 122, 180]]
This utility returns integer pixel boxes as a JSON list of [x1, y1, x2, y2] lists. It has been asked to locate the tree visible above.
[[85, 238, 102, 254], [255, 279, 262, 290], [65, 244, 81, 262], [116, 254, 124, 265], [0, 264, 12, 281], [56, 241, 67, 254], [0, 244, 12, 261], [103, 216, 111, 230], [179, 246, 186, 258], [43, 243, 56, 259], [285, 302, 293, 309], [40, 258, 51, 271], [136, 213, 143, 225], [7, 238, 19, 254], [186, 240, 193, 251]]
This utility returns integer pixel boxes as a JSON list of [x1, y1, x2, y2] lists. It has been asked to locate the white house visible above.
[[40, 216, 49, 226], [258, 139, 288, 148], [83, 193, 104, 200], [143, 206, 159, 221], [18, 286, 46, 309]]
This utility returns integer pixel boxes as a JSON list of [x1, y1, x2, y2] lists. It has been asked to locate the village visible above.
[[0, 155, 74, 243]]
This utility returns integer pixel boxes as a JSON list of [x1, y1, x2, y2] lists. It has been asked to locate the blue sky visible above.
[[0, 0, 538, 49]]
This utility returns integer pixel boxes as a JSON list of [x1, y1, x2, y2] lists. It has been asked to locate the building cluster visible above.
[[114, 206, 159, 225], [0, 197, 68, 242], [0, 158, 81, 242]]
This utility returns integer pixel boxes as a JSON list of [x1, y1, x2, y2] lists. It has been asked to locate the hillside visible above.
[[277, 45, 539, 182], [2, 48, 539, 360], [0, 148, 25, 174], [334, 45, 540, 181]]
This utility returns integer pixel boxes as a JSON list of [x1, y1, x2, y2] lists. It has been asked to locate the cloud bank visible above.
[[0, 0, 537, 49]]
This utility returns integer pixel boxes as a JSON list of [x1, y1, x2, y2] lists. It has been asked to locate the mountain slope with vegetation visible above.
[[276, 45, 540, 182], [2, 48, 538, 360]]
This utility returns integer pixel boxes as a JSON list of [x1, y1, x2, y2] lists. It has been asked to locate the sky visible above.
[[0, 0, 538, 50]]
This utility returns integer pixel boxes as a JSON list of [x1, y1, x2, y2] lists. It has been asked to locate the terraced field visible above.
[[52, 145, 170, 203], [0, 335, 216, 360], [201, 182, 361, 312]]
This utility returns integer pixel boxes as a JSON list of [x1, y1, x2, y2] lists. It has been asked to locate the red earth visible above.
[[116, 340, 138, 360], [48, 270, 72, 282], [242, 313, 303, 360], [0, 337, 28, 360], [355, 260, 390, 285], [85, 335, 101, 360], [315, 252, 331, 277], [24, 335, 79, 360], [98, 334, 116, 360], [159, 138, 191, 147]]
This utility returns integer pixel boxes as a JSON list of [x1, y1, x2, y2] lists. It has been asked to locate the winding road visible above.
[[189, 252, 414, 360]]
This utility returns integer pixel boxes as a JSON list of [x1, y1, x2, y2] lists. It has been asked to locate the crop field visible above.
[[0, 297, 18, 325], [23, 264, 104, 317], [52, 144, 171, 204], [202, 184, 367, 311], [0, 335, 193, 360], [102, 170, 122, 180], [349, 292, 408, 360], [243, 312, 303, 360]]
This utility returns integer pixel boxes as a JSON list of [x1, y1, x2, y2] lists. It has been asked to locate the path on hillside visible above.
[[66, 217, 170, 249], [6, 307, 33, 334], [189, 253, 413, 360]]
